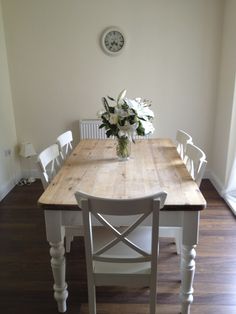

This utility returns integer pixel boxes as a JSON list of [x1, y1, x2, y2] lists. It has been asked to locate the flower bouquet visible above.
[[98, 89, 155, 160]]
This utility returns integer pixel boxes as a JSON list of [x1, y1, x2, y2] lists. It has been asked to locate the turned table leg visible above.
[[180, 211, 200, 314], [44, 210, 68, 312], [180, 245, 196, 314], [50, 241, 68, 312]]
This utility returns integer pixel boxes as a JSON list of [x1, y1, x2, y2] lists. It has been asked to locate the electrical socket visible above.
[[4, 149, 11, 157]]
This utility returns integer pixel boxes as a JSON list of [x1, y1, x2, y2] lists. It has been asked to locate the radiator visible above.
[[79, 119, 150, 140], [79, 119, 107, 140]]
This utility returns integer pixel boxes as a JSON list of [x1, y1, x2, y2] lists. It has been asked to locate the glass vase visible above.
[[116, 137, 131, 161]]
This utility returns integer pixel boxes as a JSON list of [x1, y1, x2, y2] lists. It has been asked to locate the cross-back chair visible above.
[[176, 129, 193, 162], [56, 130, 73, 162], [75, 190, 167, 314]]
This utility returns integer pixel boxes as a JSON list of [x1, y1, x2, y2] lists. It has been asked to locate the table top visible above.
[[38, 139, 206, 211]]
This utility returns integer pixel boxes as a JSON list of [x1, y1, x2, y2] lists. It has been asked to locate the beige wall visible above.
[[211, 0, 236, 191], [0, 0, 20, 200], [1, 0, 223, 178]]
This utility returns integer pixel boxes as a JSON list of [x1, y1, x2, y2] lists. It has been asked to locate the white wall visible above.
[[1, 0, 223, 174], [211, 0, 236, 192], [0, 0, 20, 200]]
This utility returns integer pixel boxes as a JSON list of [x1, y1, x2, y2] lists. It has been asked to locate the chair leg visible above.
[[88, 282, 96, 314], [159, 227, 182, 255], [174, 228, 182, 255], [65, 235, 73, 253], [149, 282, 157, 314]]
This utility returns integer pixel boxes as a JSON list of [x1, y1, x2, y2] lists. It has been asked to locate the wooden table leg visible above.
[[180, 211, 199, 314]]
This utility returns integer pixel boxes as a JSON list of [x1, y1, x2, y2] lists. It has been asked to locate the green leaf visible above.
[[99, 124, 106, 129], [102, 97, 110, 114], [106, 129, 113, 138]]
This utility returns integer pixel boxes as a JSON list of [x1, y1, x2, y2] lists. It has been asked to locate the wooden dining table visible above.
[[38, 138, 206, 314]]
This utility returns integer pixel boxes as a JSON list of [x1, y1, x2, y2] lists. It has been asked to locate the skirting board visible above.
[[224, 196, 236, 215], [204, 169, 224, 197], [0, 169, 40, 202], [0, 172, 22, 201]]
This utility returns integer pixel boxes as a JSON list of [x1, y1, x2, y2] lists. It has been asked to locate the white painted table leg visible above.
[[44, 210, 68, 312], [50, 241, 68, 312], [180, 211, 200, 314], [180, 245, 196, 314]]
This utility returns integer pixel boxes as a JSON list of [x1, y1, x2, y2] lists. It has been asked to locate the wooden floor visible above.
[[0, 179, 236, 314]]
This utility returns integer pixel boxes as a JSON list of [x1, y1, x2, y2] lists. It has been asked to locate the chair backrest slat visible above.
[[56, 130, 73, 161], [176, 129, 193, 161], [37, 144, 60, 189], [185, 142, 207, 187]]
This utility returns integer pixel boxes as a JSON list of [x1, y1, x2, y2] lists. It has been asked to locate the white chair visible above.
[[75, 190, 167, 314], [56, 130, 84, 252], [37, 144, 60, 190], [57, 131, 83, 253], [159, 130, 192, 254], [56, 130, 73, 161], [176, 130, 193, 161], [159, 129, 192, 255], [37, 143, 81, 252], [161, 142, 207, 255], [185, 142, 207, 187]]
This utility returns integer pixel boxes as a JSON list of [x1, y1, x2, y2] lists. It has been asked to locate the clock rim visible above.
[[101, 27, 126, 55]]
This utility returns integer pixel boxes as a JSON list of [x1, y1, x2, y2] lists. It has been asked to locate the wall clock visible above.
[[101, 27, 126, 55]]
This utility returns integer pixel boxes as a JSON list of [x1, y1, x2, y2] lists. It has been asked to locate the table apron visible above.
[[44, 210, 199, 246]]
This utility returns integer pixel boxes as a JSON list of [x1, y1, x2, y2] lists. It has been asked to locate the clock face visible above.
[[102, 28, 125, 55]]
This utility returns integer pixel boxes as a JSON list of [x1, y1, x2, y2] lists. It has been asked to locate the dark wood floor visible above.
[[0, 179, 236, 314]]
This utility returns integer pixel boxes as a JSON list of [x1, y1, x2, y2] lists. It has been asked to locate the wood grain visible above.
[[38, 139, 206, 211]]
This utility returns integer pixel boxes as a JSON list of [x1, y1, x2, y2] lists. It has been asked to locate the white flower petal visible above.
[[117, 89, 127, 104], [141, 120, 155, 135], [109, 113, 118, 125]]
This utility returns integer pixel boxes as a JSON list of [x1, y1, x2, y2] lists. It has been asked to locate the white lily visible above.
[[99, 89, 155, 141], [97, 110, 106, 118], [116, 107, 134, 118], [135, 98, 152, 107], [109, 113, 119, 125], [125, 98, 154, 120], [140, 120, 155, 135], [118, 121, 139, 141]]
